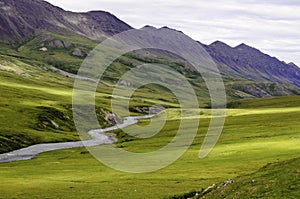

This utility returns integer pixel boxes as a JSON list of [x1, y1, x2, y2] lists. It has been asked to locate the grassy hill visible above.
[[0, 1, 299, 198], [0, 96, 299, 198], [0, 14, 299, 199], [1, 26, 299, 101], [168, 157, 299, 199], [0, 36, 299, 198], [0, 51, 183, 153], [201, 157, 300, 199]]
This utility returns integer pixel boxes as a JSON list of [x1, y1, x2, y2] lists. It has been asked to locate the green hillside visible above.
[[0, 20, 299, 199], [202, 157, 300, 199], [1, 29, 299, 103], [0, 95, 299, 198], [169, 157, 299, 199], [0, 51, 182, 153]]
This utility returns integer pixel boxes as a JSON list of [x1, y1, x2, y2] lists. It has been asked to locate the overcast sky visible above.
[[47, 0, 300, 66]]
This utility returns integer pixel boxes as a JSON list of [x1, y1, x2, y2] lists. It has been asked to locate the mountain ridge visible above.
[[0, 0, 300, 98], [203, 39, 300, 87], [0, 0, 132, 43], [138, 25, 300, 89]]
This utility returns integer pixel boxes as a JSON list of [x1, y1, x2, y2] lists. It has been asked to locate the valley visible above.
[[0, 0, 299, 198], [0, 97, 299, 198]]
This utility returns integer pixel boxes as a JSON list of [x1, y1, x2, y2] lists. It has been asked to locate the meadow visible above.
[[0, 95, 299, 198], [0, 44, 299, 198]]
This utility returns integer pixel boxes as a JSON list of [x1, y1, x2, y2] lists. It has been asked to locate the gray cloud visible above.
[[47, 0, 300, 66]]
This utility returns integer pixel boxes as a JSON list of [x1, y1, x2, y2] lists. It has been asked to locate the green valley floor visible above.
[[0, 97, 299, 198]]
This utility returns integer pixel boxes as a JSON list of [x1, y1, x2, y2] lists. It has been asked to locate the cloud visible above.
[[46, 0, 300, 66]]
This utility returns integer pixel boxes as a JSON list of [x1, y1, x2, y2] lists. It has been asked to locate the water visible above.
[[0, 115, 155, 163]]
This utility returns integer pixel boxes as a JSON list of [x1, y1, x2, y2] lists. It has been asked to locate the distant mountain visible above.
[[0, 0, 132, 43], [139, 26, 300, 81], [203, 41, 300, 87], [0, 0, 299, 98], [132, 26, 300, 97]]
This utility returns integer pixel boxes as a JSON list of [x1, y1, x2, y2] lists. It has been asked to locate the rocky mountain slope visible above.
[[0, 0, 132, 43], [126, 26, 300, 98], [0, 0, 299, 98], [203, 41, 300, 87]]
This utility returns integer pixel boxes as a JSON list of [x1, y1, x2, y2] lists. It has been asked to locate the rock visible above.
[[105, 113, 122, 125], [51, 120, 59, 128], [47, 39, 72, 48], [218, 179, 234, 188], [72, 48, 85, 57], [202, 184, 216, 195], [119, 80, 132, 87], [39, 47, 48, 52], [135, 106, 163, 114]]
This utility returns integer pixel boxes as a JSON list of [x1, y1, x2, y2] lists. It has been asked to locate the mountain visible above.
[[127, 26, 300, 98], [0, 0, 299, 98], [0, 0, 132, 43], [204, 41, 300, 87]]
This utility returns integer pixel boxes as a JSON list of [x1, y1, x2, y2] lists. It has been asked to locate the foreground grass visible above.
[[0, 99, 299, 198], [202, 157, 300, 199], [168, 157, 300, 199]]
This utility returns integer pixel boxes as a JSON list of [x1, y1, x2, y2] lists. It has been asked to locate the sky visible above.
[[47, 0, 300, 66]]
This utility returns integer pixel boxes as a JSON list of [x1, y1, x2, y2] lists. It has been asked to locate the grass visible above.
[[0, 56, 78, 152], [0, 54, 183, 153], [167, 157, 300, 199], [0, 97, 299, 198], [227, 95, 300, 108], [2, 29, 298, 103], [0, 36, 299, 198], [198, 157, 300, 199]]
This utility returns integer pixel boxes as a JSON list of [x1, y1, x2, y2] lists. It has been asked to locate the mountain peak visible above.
[[0, 0, 132, 43], [234, 43, 255, 50], [142, 25, 184, 35], [159, 26, 184, 34], [209, 41, 233, 49], [236, 43, 247, 47], [142, 25, 158, 30], [288, 62, 299, 68]]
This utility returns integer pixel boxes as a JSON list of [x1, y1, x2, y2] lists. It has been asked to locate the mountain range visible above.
[[0, 0, 300, 98], [0, 0, 132, 43]]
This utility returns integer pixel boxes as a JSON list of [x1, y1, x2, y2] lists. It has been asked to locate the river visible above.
[[0, 114, 155, 163]]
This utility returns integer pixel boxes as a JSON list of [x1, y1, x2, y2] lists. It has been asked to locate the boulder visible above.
[[47, 39, 72, 48], [39, 47, 48, 52], [72, 48, 85, 57]]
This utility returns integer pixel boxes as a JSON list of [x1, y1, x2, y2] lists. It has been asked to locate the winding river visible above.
[[0, 114, 155, 164]]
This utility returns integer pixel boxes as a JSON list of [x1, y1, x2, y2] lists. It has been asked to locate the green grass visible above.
[[2, 30, 298, 103], [199, 157, 300, 199], [0, 54, 183, 152], [227, 96, 300, 108], [0, 56, 77, 152], [167, 157, 300, 199], [0, 37, 299, 198], [0, 97, 299, 198]]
